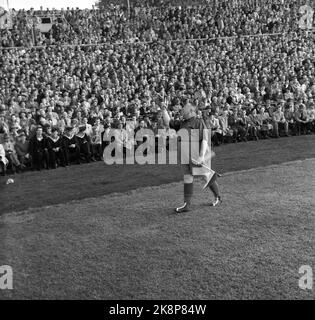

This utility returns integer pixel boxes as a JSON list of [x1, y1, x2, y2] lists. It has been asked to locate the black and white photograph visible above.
[[0, 0, 315, 307]]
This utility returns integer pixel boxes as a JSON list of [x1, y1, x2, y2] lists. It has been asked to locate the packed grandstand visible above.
[[0, 0, 315, 174]]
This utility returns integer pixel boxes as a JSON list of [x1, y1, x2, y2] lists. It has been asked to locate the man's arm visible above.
[[196, 120, 211, 165]]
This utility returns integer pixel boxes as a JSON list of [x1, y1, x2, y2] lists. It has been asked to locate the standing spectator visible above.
[[208, 111, 221, 146], [228, 108, 240, 143], [0, 142, 8, 175], [83, 117, 93, 136], [307, 103, 315, 133], [284, 102, 296, 135], [90, 118, 104, 161], [102, 123, 112, 153], [63, 126, 81, 165], [218, 109, 233, 143], [48, 128, 66, 169], [76, 125, 92, 163], [29, 126, 50, 171]]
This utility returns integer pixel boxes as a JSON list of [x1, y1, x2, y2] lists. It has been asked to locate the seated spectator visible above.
[[257, 107, 273, 139], [2, 133, 23, 173], [294, 104, 309, 135], [0, 114, 9, 135], [248, 109, 260, 141], [15, 131, 31, 167], [272, 105, 289, 138], [228, 107, 248, 142], [238, 109, 250, 142]]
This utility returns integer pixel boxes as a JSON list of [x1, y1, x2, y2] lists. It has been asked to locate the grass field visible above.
[[1, 134, 315, 214], [0, 135, 315, 299]]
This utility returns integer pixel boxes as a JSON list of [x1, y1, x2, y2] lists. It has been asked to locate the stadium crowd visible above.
[[1, 1, 315, 175], [0, 0, 303, 47]]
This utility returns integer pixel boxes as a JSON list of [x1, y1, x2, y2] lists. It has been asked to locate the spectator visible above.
[[238, 109, 250, 142], [284, 102, 296, 135], [257, 107, 273, 139], [63, 126, 81, 165], [307, 103, 315, 133], [207, 111, 221, 146], [29, 126, 49, 170], [248, 109, 260, 141], [218, 109, 233, 143], [294, 104, 309, 135], [48, 128, 66, 168], [2, 133, 23, 173], [15, 131, 31, 167], [272, 104, 289, 137], [228, 108, 241, 143], [0, 142, 8, 175], [76, 125, 92, 163], [90, 118, 104, 161]]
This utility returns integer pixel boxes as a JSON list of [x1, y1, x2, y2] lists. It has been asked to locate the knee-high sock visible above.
[[184, 183, 193, 205], [209, 180, 220, 199]]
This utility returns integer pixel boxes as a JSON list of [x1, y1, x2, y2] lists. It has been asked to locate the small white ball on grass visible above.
[[6, 178, 14, 185]]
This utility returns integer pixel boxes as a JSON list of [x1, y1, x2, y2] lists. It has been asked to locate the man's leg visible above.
[[306, 121, 312, 134], [233, 128, 238, 142], [273, 121, 279, 137], [35, 151, 44, 170], [64, 148, 70, 166], [252, 126, 259, 140], [58, 150, 66, 167], [283, 121, 289, 136], [72, 146, 81, 164], [49, 150, 57, 169], [204, 172, 222, 207], [175, 171, 194, 213]]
